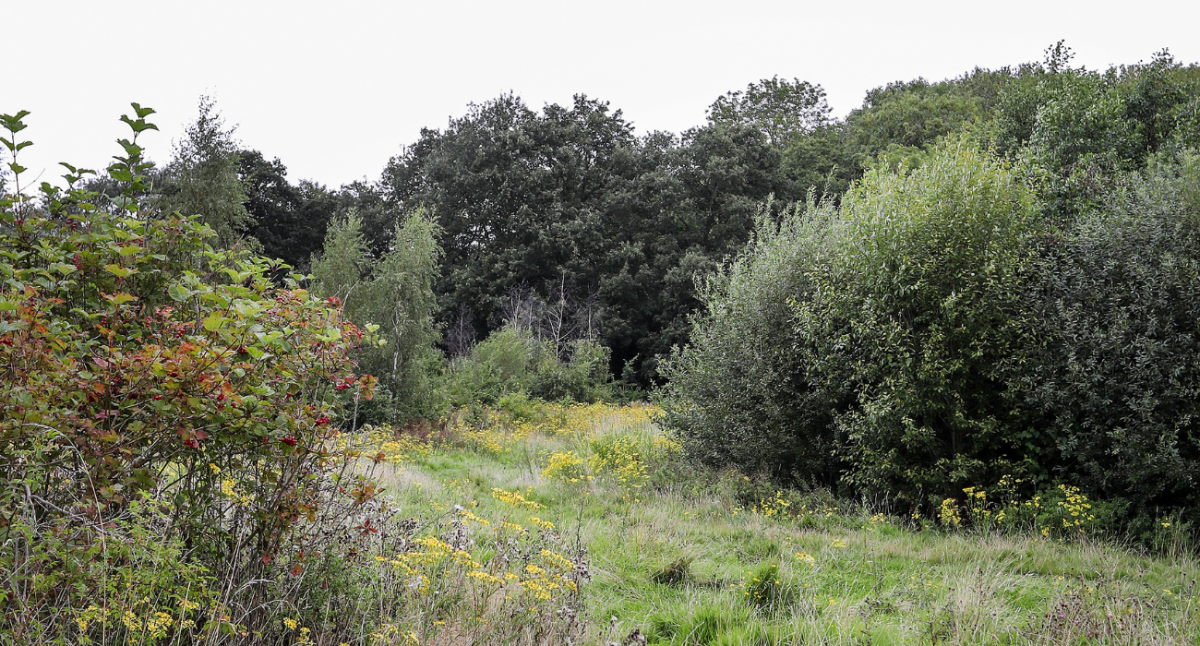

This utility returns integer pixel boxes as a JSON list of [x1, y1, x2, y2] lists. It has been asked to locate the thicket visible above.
[[662, 139, 1200, 530], [663, 142, 1037, 501], [660, 44, 1200, 531]]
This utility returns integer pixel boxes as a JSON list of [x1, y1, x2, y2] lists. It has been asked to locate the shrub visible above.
[[664, 142, 1038, 506], [811, 140, 1038, 505], [1013, 150, 1200, 519], [445, 326, 534, 405], [659, 199, 843, 484], [0, 107, 377, 641], [528, 337, 612, 403], [447, 326, 612, 407]]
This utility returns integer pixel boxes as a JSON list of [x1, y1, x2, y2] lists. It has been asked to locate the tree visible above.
[[311, 210, 372, 306], [313, 208, 444, 421], [1014, 151, 1200, 517], [159, 96, 254, 248], [598, 123, 796, 382], [381, 93, 636, 340], [356, 209, 443, 420], [240, 149, 336, 270], [707, 76, 832, 146]]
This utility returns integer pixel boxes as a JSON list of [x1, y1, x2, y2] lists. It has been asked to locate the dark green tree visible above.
[[381, 94, 636, 340], [240, 150, 336, 270]]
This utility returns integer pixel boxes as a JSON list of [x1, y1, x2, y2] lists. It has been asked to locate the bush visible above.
[[664, 142, 1037, 506], [0, 107, 379, 641], [445, 327, 534, 405], [659, 199, 843, 484], [1013, 150, 1200, 518], [811, 141, 1037, 506], [528, 337, 612, 403], [446, 326, 612, 407]]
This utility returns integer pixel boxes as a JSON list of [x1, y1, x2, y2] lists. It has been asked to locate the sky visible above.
[[7, 0, 1199, 189]]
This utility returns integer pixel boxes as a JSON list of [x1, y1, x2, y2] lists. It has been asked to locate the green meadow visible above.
[[360, 402, 1200, 645]]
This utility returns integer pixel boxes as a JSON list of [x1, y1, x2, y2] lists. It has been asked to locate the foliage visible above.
[[381, 94, 634, 337], [380, 94, 800, 384], [0, 106, 377, 642], [846, 82, 982, 162], [310, 209, 373, 304], [239, 149, 337, 271], [1013, 150, 1200, 519], [156, 96, 255, 249], [707, 76, 832, 146], [812, 141, 1037, 504], [659, 199, 842, 484], [664, 141, 1038, 506], [311, 207, 445, 421], [445, 326, 613, 407]]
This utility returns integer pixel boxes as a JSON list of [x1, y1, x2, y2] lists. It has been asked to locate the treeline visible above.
[[136, 44, 1197, 397], [661, 45, 1200, 534]]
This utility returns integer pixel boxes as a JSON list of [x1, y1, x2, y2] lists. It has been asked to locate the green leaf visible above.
[[0, 300, 17, 311], [168, 284, 191, 302], [108, 292, 137, 306], [130, 103, 156, 119], [103, 264, 134, 278], [202, 314, 227, 332], [1, 110, 31, 125], [119, 245, 143, 257]]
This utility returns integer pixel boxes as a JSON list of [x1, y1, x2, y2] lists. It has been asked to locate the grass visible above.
[[362, 402, 1200, 645]]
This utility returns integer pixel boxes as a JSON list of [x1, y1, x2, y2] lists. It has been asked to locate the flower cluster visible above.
[[541, 450, 589, 484]]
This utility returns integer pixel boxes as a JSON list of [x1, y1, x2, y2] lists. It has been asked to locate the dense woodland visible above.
[[4, 42, 1200, 644]]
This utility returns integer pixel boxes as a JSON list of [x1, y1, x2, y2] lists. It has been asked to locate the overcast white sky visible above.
[[7, 0, 1199, 189]]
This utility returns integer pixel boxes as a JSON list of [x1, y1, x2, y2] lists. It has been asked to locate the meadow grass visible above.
[[364, 403, 1200, 645]]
